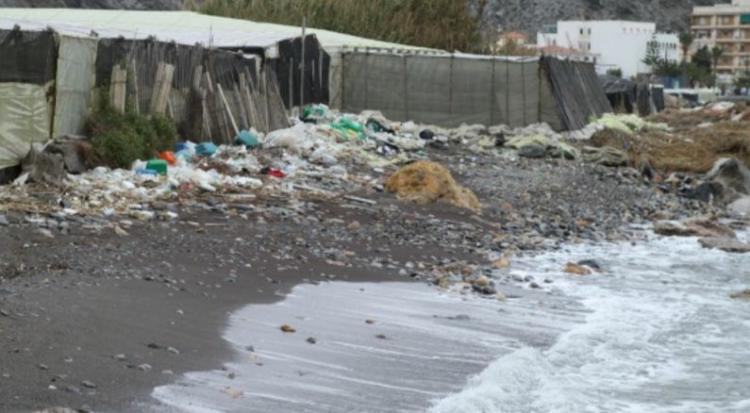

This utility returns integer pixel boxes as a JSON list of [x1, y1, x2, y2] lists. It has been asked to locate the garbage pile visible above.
[[1, 104, 662, 221]]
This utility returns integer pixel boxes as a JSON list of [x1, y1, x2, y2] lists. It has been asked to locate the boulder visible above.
[[698, 238, 750, 253], [654, 217, 736, 239], [727, 196, 750, 218], [683, 181, 734, 204], [19, 148, 65, 186], [705, 158, 750, 195], [518, 144, 547, 159], [44, 137, 94, 174]]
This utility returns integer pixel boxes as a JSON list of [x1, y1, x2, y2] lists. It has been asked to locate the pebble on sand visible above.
[[280, 324, 296, 333]]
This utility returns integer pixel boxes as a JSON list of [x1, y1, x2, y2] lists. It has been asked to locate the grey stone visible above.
[[44, 139, 93, 174], [518, 144, 547, 159], [81, 380, 97, 389], [727, 196, 750, 218], [20, 149, 66, 186], [699, 238, 750, 253], [705, 158, 750, 195]]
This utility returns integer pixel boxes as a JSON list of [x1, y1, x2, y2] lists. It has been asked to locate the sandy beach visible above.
[[1, 109, 749, 412]]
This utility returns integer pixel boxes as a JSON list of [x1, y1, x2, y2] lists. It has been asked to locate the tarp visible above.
[[266, 35, 330, 108], [0, 28, 57, 85], [599, 74, 637, 113], [341, 53, 552, 129], [53, 35, 98, 137], [541, 57, 612, 131], [0, 83, 51, 169]]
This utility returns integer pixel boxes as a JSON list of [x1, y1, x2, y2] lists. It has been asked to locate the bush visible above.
[[86, 91, 180, 169], [93, 127, 146, 169], [150, 114, 178, 153]]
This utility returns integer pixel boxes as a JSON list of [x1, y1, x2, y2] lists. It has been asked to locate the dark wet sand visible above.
[[0, 200, 479, 413]]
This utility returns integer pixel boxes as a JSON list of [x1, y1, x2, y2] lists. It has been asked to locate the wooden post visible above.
[[217, 83, 240, 138], [241, 71, 262, 132], [150, 62, 175, 115], [204, 71, 220, 141], [110, 65, 127, 113], [263, 67, 271, 132], [127, 59, 140, 115], [300, 17, 307, 107], [288, 57, 294, 110]]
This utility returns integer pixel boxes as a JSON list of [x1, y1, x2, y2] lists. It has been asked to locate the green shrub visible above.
[[92, 127, 146, 169], [86, 90, 180, 169], [150, 114, 178, 154]]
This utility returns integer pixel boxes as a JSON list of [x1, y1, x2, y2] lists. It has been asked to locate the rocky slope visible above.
[[481, 0, 723, 34], [0, 0, 183, 8]]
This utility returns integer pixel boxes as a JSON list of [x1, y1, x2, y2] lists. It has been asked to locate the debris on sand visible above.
[[385, 161, 481, 212], [565, 262, 592, 276], [280, 324, 296, 333], [730, 290, 750, 300], [698, 238, 750, 254], [653, 217, 736, 239], [600, 122, 750, 174]]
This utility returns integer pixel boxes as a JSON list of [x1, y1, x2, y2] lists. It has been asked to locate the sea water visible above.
[[432, 231, 750, 413], [148, 231, 750, 413]]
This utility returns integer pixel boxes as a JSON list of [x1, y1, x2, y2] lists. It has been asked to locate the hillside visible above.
[[0, 0, 724, 43], [0, 0, 182, 8], [482, 0, 723, 34]]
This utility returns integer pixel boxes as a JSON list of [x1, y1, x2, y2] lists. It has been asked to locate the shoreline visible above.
[[2, 115, 748, 411], [0, 201, 473, 413]]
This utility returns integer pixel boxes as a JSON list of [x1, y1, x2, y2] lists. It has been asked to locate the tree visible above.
[[679, 32, 694, 64], [687, 46, 714, 86], [643, 36, 661, 69], [692, 46, 713, 71], [711, 45, 725, 86], [606, 68, 623, 78]]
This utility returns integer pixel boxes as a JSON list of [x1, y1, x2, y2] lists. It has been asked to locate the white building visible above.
[[537, 21, 681, 77]]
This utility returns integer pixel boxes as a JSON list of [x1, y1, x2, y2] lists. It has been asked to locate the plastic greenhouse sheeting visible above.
[[53, 35, 98, 138], [341, 52, 565, 129], [0, 83, 51, 169]]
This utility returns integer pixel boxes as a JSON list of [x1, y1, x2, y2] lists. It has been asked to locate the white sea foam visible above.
[[150, 232, 750, 413], [430, 233, 750, 413]]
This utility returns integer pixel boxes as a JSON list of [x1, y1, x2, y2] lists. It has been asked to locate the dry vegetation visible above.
[[590, 109, 750, 174], [386, 161, 482, 212], [201, 0, 486, 52]]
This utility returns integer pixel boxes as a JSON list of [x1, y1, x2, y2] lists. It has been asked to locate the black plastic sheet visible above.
[[0, 28, 57, 84], [541, 57, 612, 131]]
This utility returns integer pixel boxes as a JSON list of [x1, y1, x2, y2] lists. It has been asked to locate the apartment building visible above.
[[692, 0, 750, 77], [537, 21, 679, 77]]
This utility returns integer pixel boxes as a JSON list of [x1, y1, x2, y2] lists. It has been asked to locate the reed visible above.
[[201, 0, 485, 52]]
